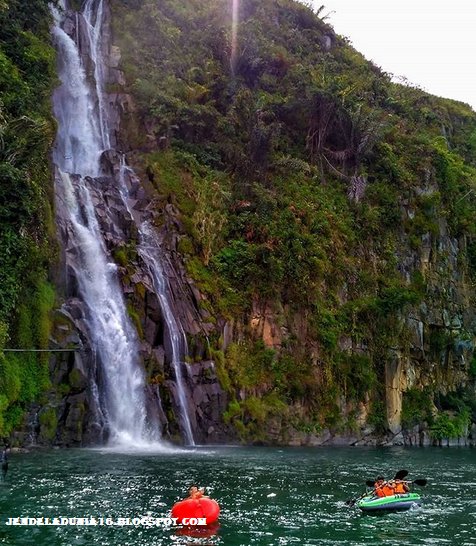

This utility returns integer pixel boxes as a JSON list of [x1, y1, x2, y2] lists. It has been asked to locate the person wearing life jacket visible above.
[[392, 480, 410, 494], [382, 482, 397, 496], [374, 477, 387, 498], [188, 485, 205, 500], [374, 476, 395, 497]]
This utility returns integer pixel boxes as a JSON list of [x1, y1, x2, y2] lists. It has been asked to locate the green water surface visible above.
[[0, 446, 475, 545]]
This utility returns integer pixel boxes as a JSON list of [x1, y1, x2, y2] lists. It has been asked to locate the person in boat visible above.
[[1, 446, 8, 482], [374, 476, 410, 497], [374, 477, 385, 497], [188, 485, 205, 500], [374, 476, 394, 497], [391, 479, 410, 494]]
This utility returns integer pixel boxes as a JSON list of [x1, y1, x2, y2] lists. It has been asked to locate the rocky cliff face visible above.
[[13, 2, 230, 448], [103, 0, 476, 447], [388, 196, 475, 445], [14, 0, 476, 449], [227, 179, 476, 447]]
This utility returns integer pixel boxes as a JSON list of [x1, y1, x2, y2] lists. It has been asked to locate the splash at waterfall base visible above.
[[47, 160, 230, 446], [10, 0, 476, 450], [18, 0, 230, 448]]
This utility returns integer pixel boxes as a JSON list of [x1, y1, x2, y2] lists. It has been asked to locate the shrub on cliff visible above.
[[0, 0, 57, 436], [112, 0, 476, 436]]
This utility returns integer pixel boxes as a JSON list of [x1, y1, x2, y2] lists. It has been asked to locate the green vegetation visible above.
[[111, 0, 476, 439], [0, 1, 58, 436], [429, 410, 470, 441], [469, 358, 476, 378], [0, 0, 474, 442], [401, 388, 434, 429], [401, 387, 474, 441], [126, 303, 144, 340], [367, 400, 387, 435], [223, 392, 288, 442], [39, 406, 58, 440]]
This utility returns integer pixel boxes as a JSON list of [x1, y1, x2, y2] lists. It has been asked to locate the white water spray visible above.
[[118, 162, 195, 446], [51, 0, 195, 447], [138, 225, 195, 446], [52, 1, 156, 446], [82, 0, 111, 150], [52, 24, 102, 175]]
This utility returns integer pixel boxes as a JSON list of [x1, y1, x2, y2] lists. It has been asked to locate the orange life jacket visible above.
[[374, 482, 386, 497], [381, 484, 395, 497], [393, 482, 407, 494]]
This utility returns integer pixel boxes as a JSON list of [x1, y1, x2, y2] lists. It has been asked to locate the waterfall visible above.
[[136, 225, 195, 446], [82, 0, 111, 150], [51, 0, 196, 446], [52, 1, 154, 446], [52, 22, 102, 175], [119, 162, 195, 446]]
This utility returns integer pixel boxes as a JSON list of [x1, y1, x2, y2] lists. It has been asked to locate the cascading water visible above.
[[52, 6, 102, 176], [52, 0, 155, 446], [137, 227, 195, 446], [51, 0, 196, 446], [119, 162, 195, 446], [82, 0, 111, 150]]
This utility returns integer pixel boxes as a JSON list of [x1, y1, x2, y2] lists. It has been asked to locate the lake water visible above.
[[0, 446, 475, 545]]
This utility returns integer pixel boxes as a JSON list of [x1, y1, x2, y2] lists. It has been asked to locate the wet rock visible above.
[[312, 429, 332, 445], [145, 384, 169, 438], [391, 432, 405, 445], [108, 45, 121, 68], [69, 365, 88, 394], [63, 12, 91, 63], [329, 434, 359, 446], [144, 317, 159, 345]]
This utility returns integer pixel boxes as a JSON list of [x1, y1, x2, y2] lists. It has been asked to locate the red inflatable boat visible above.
[[171, 497, 220, 525]]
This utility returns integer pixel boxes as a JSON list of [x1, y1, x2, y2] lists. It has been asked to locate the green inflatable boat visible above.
[[358, 493, 421, 512]]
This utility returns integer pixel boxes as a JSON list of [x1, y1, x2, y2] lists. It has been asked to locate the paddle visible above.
[[346, 470, 409, 507], [364, 469, 408, 489], [410, 479, 427, 486], [345, 490, 370, 507], [365, 478, 427, 488], [393, 469, 409, 480]]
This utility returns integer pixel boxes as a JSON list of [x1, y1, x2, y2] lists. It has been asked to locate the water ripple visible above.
[[1, 446, 475, 546]]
